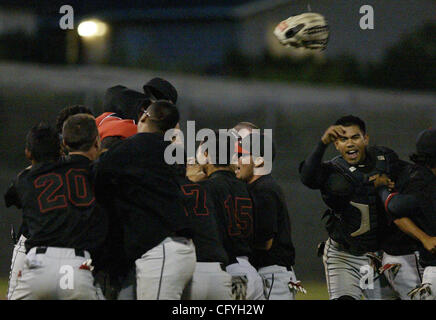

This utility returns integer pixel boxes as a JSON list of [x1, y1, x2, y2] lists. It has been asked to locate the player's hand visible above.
[[369, 174, 395, 190], [422, 236, 436, 255], [321, 125, 346, 145], [186, 159, 207, 182]]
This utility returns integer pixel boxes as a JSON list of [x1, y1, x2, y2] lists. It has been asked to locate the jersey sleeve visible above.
[[299, 141, 330, 189], [378, 186, 420, 218], [4, 179, 22, 209]]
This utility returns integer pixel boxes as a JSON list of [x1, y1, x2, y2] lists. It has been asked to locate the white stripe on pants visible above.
[[7, 235, 27, 300], [136, 237, 196, 300], [258, 265, 297, 300], [381, 251, 423, 300]]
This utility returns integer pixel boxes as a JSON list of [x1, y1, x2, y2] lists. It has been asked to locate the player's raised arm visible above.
[[299, 125, 345, 189], [394, 217, 436, 254]]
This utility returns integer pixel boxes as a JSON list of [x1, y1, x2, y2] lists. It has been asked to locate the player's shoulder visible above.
[[15, 165, 32, 180], [401, 164, 435, 194], [368, 145, 400, 163], [409, 164, 434, 182], [251, 174, 279, 193]]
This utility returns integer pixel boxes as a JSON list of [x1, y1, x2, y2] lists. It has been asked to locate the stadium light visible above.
[[78, 20, 108, 38]]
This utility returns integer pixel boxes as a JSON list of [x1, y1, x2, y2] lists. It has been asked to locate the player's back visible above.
[[248, 174, 295, 270], [380, 160, 421, 256], [16, 154, 107, 254], [94, 132, 192, 265], [175, 176, 229, 266], [400, 164, 436, 267], [203, 170, 253, 264]]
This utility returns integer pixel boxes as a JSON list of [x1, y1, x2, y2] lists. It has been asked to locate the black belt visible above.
[[34, 247, 85, 257]]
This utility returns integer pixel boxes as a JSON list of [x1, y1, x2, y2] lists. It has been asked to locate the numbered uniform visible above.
[[248, 174, 299, 300], [175, 176, 233, 300], [7, 155, 108, 300], [300, 142, 399, 300], [380, 164, 436, 300], [202, 170, 264, 300], [94, 132, 196, 300]]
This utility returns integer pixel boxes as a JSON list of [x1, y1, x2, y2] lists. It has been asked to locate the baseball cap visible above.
[[103, 86, 147, 120], [416, 128, 436, 157], [96, 113, 137, 141], [143, 78, 178, 104]]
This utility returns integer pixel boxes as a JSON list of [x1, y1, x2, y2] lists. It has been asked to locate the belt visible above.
[[34, 247, 85, 257], [329, 239, 367, 256]]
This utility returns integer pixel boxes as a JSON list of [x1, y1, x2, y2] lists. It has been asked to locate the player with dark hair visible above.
[[94, 100, 195, 300], [55, 105, 94, 136], [171, 157, 233, 300], [376, 128, 436, 299], [4, 122, 61, 300], [198, 130, 264, 300], [299, 115, 400, 300], [7, 114, 107, 299], [236, 132, 303, 300]]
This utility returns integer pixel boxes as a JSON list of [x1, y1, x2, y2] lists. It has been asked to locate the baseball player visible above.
[[7, 116, 107, 299], [5, 105, 98, 300], [377, 160, 424, 300], [55, 105, 94, 136], [236, 132, 301, 300], [94, 100, 196, 300], [172, 159, 233, 300], [4, 123, 60, 300], [299, 115, 401, 300], [376, 128, 436, 299], [198, 131, 264, 300]]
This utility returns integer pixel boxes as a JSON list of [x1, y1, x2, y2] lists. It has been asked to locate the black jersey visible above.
[[380, 161, 420, 256], [4, 155, 108, 254], [5, 167, 31, 239], [175, 176, 229, 265], [384, 165, 436, 267], [202, 170, 253, 264], [94, 132, 193, 267], [248, 174, 295, 270]]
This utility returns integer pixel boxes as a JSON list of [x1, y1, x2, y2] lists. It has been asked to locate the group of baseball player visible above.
[[4, 78, 303, 300]]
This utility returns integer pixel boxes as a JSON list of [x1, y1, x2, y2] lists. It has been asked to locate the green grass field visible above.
[[0, 279, 7, 300], [0, 278, 328, 300], [295, 281, 329, 300]]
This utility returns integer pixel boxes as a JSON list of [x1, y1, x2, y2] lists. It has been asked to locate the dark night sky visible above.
[[0, 0, 256, 15]]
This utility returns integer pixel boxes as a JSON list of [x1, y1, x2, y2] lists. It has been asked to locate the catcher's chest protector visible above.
[[322, 147, 399, 252]]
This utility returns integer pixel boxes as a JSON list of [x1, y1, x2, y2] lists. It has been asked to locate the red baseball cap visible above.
[[96, 112, 137, 140]]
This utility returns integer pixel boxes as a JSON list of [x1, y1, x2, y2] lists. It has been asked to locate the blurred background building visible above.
[[0, 0, 435, 298]]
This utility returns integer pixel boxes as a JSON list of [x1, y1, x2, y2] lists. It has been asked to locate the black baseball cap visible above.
[[143, 78, 178, 104], [103, 86, 147, 120], [416, 128, 436, 157]]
